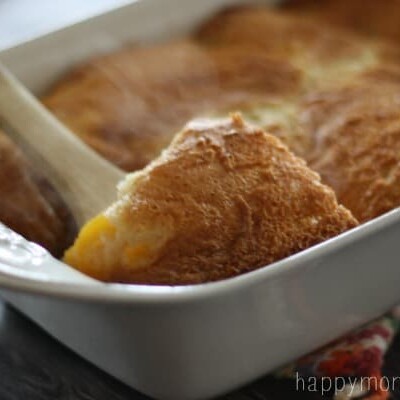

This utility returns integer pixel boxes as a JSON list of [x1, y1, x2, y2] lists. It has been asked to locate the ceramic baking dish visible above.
[[1, 0, 400, 399]]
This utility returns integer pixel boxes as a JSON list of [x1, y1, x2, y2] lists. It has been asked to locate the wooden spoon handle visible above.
[[0, 63, 124, 226]]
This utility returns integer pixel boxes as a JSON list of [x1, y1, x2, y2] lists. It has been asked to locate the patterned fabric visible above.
[[278, 307, 400, 399]]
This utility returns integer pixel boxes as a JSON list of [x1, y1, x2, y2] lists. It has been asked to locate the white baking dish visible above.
[[1, 0, 400, 399]]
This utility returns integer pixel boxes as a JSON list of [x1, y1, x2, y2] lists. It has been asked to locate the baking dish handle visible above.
[[0, 223, 98, 286]]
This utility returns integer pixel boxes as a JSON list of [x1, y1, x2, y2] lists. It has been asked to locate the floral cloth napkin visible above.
[[277, 308, 400, 399]]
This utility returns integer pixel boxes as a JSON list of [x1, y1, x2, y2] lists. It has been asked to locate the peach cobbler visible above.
[[3, 1, 400, 284]]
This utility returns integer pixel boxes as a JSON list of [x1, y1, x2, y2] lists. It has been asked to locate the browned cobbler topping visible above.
[[300, 77, 400, 222], [64, 115, 357, 285], [41, 40, 305, 171]]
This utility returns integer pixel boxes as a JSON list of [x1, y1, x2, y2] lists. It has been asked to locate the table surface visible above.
[[0, 2, 399, 399]]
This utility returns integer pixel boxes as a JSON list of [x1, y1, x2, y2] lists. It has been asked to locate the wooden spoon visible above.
[[0, 62, 124, 227]]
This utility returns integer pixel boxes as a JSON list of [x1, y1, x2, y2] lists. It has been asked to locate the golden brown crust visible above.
[[300, 77, 400, 222], [65, 116, 357, 285], [0, 132, 76, 256], [42, 40, 304, 171]]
